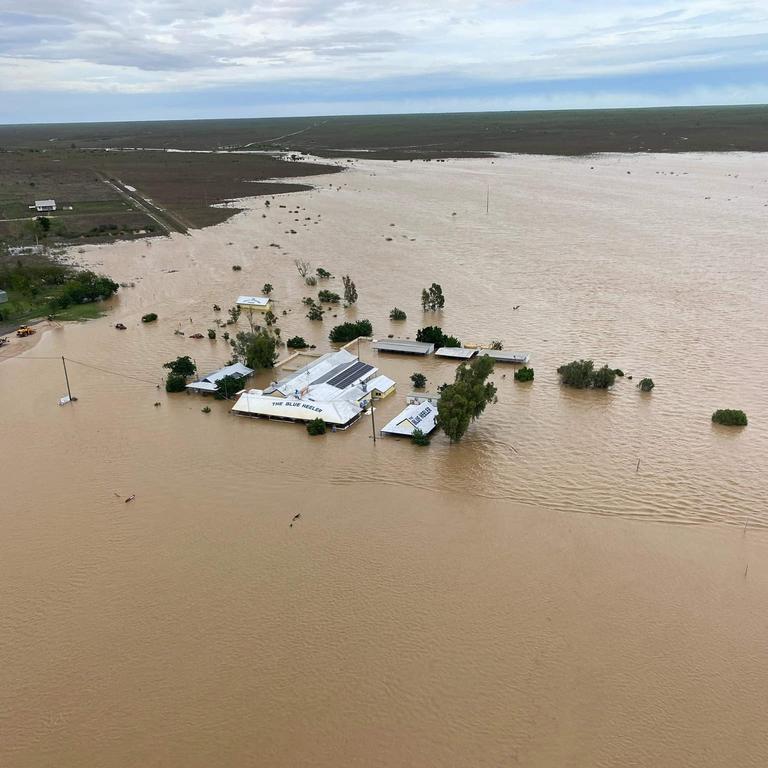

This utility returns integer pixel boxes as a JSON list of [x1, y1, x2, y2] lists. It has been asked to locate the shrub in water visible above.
[[712, 409, 747, 427], [638, 377, 655, 392], [165, 372, 187, 392], [557, 359, 615, 389], [316, 267, 331, 279], [411, 372, 427, 389], [141, 312, 158, 323], [287, 336, 308, 349], [262, 283, 273, 295], [307, 418, 327, 435], [613, 369, 625, 377], [232, 265, 242, 271], [329, 319, 373, 343], [318, 289, 341, 303], [514, 366, 534, 382], [307, 305, 324, 321], [411, 428, 431, 446], [390, 307, 407, 321], [201, 406, 211, 413], [207, 328, 216, 339], [591, 365, 616, 389]]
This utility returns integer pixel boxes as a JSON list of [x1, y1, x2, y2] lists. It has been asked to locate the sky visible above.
[[1, 0, 767, 124]]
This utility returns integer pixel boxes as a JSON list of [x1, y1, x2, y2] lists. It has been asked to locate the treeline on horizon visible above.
[[1, 104, 767, 157]]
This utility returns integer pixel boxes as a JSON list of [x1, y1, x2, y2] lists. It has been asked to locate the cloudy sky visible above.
[[2, 0, 767, 124]]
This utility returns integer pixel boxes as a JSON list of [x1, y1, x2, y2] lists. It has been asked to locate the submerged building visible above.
[[381, 401, 439, 437], [186, 363, 253, 394], [231, 349, 389, 429]]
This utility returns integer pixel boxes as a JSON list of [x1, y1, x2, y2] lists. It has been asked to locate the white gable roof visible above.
[[236, 295, 271, 307], [231, 392, 362, 425], [186, 362, 254, 392], [381, 402, 439, 436]]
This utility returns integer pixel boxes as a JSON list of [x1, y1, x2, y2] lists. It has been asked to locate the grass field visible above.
[[1, 105, 767, 157]]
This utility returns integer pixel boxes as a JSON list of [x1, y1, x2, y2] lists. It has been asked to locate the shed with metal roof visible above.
[[372, 338, 435, 355]]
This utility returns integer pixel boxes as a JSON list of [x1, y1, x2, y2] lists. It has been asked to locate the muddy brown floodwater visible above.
[[2, 153, 768, 767]]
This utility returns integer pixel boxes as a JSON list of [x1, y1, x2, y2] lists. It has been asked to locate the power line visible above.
[[0, 353, 158, 386]]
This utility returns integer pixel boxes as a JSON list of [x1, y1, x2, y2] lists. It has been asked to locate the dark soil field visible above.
[[0, 149, 341, 247], [1, 105, 766, 157]]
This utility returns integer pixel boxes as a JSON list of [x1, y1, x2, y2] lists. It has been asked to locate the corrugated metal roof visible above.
[[381, 402, 439, 436], [231, 393, 362, 426], [266, 349, 358, 396], [478, 349, 530, 363], [364, 374, 396, 394], [236, 295, 271, 307], [435, 347, 478, 359], [186, 363, 254, 392], [372, 339, 435, 355]]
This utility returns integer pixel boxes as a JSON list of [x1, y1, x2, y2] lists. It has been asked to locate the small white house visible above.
[[186, 362, 254, 394], [34, 199, 57, 213], [0, 289, 8, 304]]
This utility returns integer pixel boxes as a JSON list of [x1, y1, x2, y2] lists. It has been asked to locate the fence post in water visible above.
[[370, 394, 377, 444], [636, 459, 641, 473]]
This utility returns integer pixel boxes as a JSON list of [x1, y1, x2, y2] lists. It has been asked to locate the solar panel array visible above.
[[326, 361, 374, 389]]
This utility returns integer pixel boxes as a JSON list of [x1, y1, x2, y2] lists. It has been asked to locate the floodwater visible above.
[[1, 153, 767, 767]]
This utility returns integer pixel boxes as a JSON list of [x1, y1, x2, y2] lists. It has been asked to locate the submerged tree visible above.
[[342, 275, 358, 305], [421, 283, 445, 311], [163, 355, 196, 378], [389, 307, 407, 321], [231, 329, 278, 370], [410, 372, 427, 389], [294, 259, 311, 280], [437, 355, 497, 442]]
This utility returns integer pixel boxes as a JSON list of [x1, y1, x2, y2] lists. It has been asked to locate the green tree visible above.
[[437, 355, 497, 442], [591, 365, 616, 389], [215, 374, 245, 400], [411, 428, 431, 446], [318, 289, 341, 303], [638, 377, 655, 392], [329, 319, 373, 343], [287, 336, 308, 349], [307, 304, 324, 321], [416, 326, 459, 350], [342, 275, 358, 305], [421, 283, 445, 311], [316, 267, 331, 279], [163, 355, 196, 378], [514, 366, 534, 382], [262, 283, 273, 295], [410, 372, 427, 389], [389, 307, 407, 320], [233, 330, 278, 370], [307, 418, 327, 435], [165, 372, 187, 392], [207, 328, 216, 339]]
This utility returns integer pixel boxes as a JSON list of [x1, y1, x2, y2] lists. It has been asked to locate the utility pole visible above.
[[61, 356, 73, 401], [370, 394, 378, 444]]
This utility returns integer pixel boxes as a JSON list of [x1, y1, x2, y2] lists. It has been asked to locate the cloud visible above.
[[0, 0, 766, 120]]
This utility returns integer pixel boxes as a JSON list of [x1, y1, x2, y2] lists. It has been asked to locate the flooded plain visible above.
[[2, 152, 768, 767]]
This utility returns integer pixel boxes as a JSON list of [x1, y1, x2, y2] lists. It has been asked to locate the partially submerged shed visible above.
[[372, 338, 435, 355], [478, 349, 530, 364], [435, 347, 478, 360]]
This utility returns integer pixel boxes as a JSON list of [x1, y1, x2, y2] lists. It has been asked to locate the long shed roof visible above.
[[372, 338, 435, 355], [435, 346, 478, 359], [478, 349, 530, 364]]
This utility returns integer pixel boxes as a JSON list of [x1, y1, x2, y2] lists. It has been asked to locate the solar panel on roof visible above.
[[327, 361, 373, 388]]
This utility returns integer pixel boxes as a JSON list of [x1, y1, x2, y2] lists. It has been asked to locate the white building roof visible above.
[[364, 374, 396, 394], [236, 295, 271, 307], [35, 199, 56, 207], [435, 346, 478, 359], [186, 362, 253, 392], [231, 392, 362, 426], [373, 338, 435, 355], [265, 348, 375, 397], [381, 401, 439, 437], [478, 349, 530, 364]]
